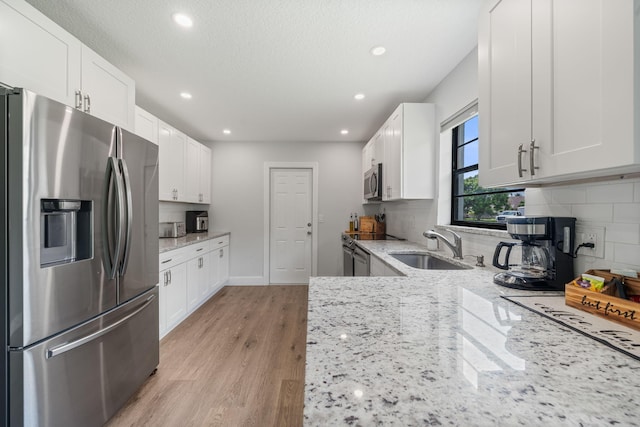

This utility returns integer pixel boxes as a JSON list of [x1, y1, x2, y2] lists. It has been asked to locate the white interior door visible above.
[[269, 168, 312, 284]]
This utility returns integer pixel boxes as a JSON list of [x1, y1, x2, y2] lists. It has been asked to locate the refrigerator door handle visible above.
[[46, 294, 156, 359], [118, 158, 133, 276], [102, 156, 126, 280]]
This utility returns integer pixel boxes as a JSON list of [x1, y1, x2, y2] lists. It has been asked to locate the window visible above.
[[451, 115, 524, 228]]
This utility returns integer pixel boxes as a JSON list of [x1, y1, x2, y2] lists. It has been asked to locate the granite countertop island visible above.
[[304, 239, 640, 426], [159, 230, 230, 253]]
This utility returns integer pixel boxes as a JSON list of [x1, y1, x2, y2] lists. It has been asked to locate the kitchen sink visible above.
[[389, 253, 471, 270]]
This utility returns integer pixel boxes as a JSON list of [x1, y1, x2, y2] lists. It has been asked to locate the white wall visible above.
[[209, 140, 364, 283]]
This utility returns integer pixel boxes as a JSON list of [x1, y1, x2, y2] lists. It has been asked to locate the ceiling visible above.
[[25, 0, 481, 142]]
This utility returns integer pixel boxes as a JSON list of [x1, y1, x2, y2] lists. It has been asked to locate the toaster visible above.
[[159, 221, 186, 238]]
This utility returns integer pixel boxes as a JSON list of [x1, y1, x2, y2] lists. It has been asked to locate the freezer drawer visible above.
[[9, 287, 159, 427]]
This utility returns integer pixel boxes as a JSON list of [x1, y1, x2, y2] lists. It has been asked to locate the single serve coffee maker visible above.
[[492, 216, 576, 291]]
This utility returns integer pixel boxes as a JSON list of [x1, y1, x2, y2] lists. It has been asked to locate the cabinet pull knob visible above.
[[517, 144, 528, 178], [529, 139, 539, 176]]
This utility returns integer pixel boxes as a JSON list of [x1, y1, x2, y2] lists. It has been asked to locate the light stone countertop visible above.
[[158, 230, 229, 253], [303, 238, 640, 426]]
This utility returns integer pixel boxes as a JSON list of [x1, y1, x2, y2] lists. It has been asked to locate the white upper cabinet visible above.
[[158, 123, 211, 203], [479, 0, 640, 187], [80, 45, 135, 130], [185, 137, 212, 204], [0, 0, 135, 130], [0, 0, 81, 107], [134, 106, 159, 145], [382, 103, 436, 201], [158, 120, 186, 202], [199, 144, 212, 204]]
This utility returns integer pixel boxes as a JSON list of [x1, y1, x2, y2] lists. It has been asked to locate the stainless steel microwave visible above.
[[364, 163, 382, 201]]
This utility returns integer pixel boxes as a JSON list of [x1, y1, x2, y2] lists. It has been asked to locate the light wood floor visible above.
[[107, 285, 309, 427]]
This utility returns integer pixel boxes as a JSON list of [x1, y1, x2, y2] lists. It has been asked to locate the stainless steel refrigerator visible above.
[[0, 88, 159, 426]]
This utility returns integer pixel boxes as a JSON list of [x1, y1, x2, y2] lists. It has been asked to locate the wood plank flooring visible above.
[[106, 285, 309, 427]]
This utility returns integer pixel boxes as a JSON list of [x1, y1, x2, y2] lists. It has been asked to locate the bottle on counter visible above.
[[354, 213, 359, 231], [349, 214, 354, 232]]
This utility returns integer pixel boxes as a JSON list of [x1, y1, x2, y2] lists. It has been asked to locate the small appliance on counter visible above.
[[492, 216, 576, 291], [159, 221, 186, 238], [186, 210, 209, 233]]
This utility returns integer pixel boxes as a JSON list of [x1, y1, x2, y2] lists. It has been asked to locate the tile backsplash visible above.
[[380, 176, 640, 275], [525, 176, 640, 273]]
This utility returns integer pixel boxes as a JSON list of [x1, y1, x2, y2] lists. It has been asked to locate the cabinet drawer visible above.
[[158, 247, 189, 270], [211, 235, 229, 251], [184, 241, 211, 259]]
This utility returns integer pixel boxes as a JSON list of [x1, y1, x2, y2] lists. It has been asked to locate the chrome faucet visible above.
[[423, 229, 463, 259]]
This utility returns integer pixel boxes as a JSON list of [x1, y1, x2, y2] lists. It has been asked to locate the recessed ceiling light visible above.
[[341, 129, 349, 135], [354, 93, 365, 100], [223, 129, 231, 135], [172, 13, 193, 28], [180, 92, 192, 99], [370, 46, 386, 56]]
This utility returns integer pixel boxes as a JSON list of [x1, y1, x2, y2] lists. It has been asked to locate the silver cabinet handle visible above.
[[168, 269, 172, 284], [118, 156, 133, 276], [529, 139, 539, 176], [84, 94, 91, 113], [161, 258, 172, 264], [46, 295, 156, 359], [517, 144, 528, 178], [219, 248, 223, 258], [75, 90, 83, 109], [307, 231, 312, 235], [163, 271, 168, 286]]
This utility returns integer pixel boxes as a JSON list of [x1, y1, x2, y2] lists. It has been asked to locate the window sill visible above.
[[434, 224, 510, 239]]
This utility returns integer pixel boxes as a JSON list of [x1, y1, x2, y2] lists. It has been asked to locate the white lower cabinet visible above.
[[160, 262, 187, 334], [158, 235, 230, 338], [370, 255, 400, 277]]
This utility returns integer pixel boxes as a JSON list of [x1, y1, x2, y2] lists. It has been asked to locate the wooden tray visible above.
[[565, 269, 640, 331]]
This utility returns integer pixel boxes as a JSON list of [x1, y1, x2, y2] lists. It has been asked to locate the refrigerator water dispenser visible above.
[[40, 199, 92, 267]]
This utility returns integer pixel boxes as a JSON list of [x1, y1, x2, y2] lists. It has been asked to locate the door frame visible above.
[[263, 162, 319, 284]]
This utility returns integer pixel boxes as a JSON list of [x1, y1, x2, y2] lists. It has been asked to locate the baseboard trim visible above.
[[227, 276, 267, 286]]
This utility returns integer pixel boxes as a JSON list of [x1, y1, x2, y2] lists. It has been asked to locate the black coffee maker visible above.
[[492, 216, 576, 291]]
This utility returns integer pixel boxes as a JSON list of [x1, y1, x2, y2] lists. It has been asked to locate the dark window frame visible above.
[[450, 115, 524, 229]]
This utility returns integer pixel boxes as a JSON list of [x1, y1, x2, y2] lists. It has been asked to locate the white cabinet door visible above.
[[480, 0, 640, 187], [532, 0, 638, 180], [384, 115, 401, 201], [200, 144, 212, 204], [164, 263, 187, 331], [381, 103, 435, 201], [134, 106, 159, 145], [80, 45, 135, 130], [158, 270, 167, 337], [186, 256, 201, 311], [478, 0, 532, 187], [218, 245, 229, 285], [0, 0, 81, 107], [209, 249, 221, 294], [185, 137, 201, 203], [158, 121, 186, 201]]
